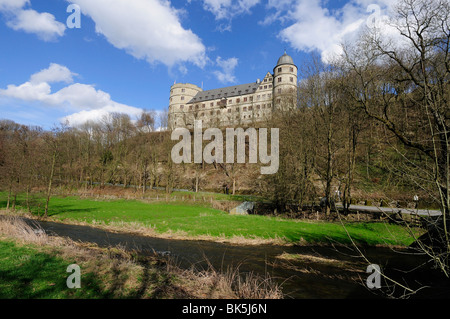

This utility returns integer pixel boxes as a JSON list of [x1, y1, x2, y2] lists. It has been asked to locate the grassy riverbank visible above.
[[0, 216, 282, 299], [0, 192, 422, 246]]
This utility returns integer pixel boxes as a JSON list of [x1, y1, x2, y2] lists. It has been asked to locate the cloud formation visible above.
[[264, 0, 397, 62], [202, 0, 260, 20], [68, 0, 207, 68], [0, 0, 66, 41], [0, 63, 144, 126], [213, 56, 239, 83], [201, 0, 260, 31]]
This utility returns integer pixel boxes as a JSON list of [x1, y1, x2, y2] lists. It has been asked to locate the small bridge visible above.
[[338, 204, 442, 217]]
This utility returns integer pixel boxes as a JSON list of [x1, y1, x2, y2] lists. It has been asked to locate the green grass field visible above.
[[0, 240, 105, 299], [0, 192, 421, 246]]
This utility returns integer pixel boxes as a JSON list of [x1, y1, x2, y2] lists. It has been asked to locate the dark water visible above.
[[24, 219, 450, 299]]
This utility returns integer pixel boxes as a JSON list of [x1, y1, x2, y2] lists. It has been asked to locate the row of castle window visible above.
[[196, 112, 269, 119], [277, 77, 295, 83], [277, 67, 295, 73], [179, 103, 272, 113], [173, 110, 269, 126], [259, 84, 273, 90], [178, 93, 273, 105]]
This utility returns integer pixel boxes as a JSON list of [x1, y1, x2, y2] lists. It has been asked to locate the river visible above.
[[24, 219, 450, 299]]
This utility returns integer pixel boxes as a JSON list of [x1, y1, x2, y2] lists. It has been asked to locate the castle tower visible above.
[[273, 52, 298, 110], [168, 83, 202, 130]]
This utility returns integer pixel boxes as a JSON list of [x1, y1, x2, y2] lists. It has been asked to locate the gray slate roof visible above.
[[187, 82, 261, 104]]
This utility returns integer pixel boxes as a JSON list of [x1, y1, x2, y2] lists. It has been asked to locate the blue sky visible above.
[[0, 0, 393, 129]]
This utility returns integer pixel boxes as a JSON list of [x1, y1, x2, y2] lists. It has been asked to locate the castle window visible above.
[[257, 95, 260, 101], [236, 98, 240, 103], [257, 105, 260, 109], [250, 97, 253, 101], [290, 67, 294, 72], [243, 107, 247, 112], [290, 77, 294, 82], [262, 104, 266, 109], [180, 105, 184, 109], [262, 94, 266, 98], [278, 67, 282, 73], [181, 96, 185, 100], [202, 104, 205, 108], [196, 105, 199, 109], [249, 106, 253, 111], [269, 85, 272, 88], [278, 89, 282, 94], [264, 79, 267, 82], [278, 77, 282, 83], [268, 93, 272, 98], [264, 85, 267, 89], [244, 97, 248, 102], [210, 102, 214, 107], [181, 88, 185, 93], [229, 100, 232, 104], [189, 105, 193, 110]]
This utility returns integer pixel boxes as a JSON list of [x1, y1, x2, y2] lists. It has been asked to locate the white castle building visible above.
[[168, 52, 298, 130]]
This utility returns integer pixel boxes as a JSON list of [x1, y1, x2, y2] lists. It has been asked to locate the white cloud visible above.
[[202, 0, 260, 30], [213, 56, 238, 83], [0, 63, 144, 126], [0, 0, 66, 41], [62, 104, 144, 127], [1, 81, 52, 102], [0, 0, 28, 10], [7, 9, 66, 41], [30, 63, 76, 84], [68, 0, 206, 68], [265, 0, 398, 63]]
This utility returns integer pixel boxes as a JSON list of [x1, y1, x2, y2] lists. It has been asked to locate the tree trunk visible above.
[[6, 181, 12, 211], [44, 150, 56, 218]]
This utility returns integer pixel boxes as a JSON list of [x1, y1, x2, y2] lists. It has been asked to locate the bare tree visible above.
[[341, 0, 450, 289]]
